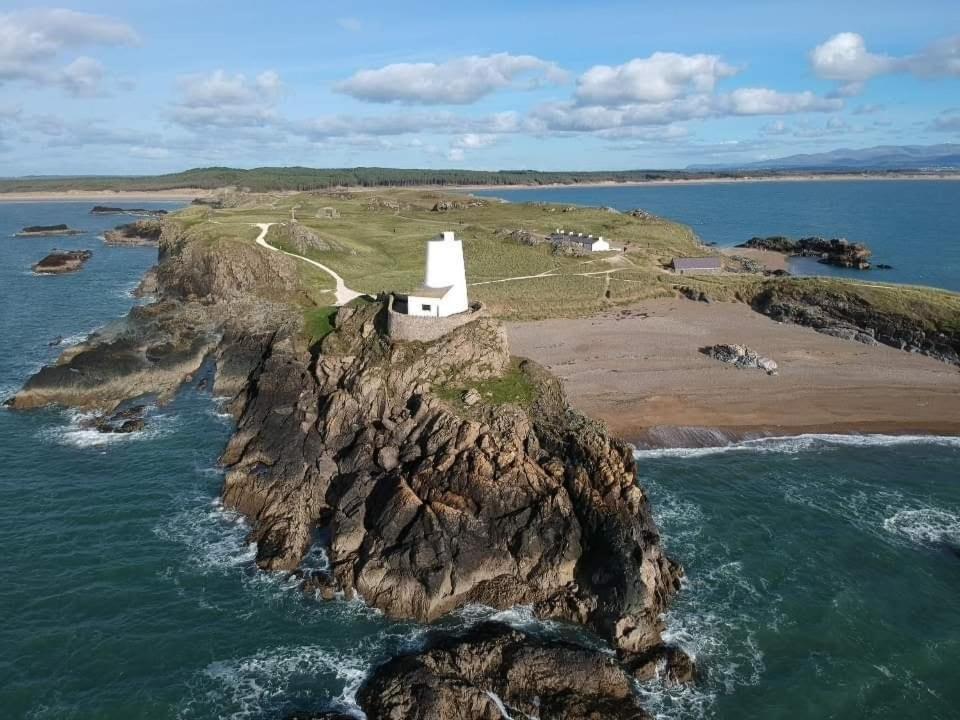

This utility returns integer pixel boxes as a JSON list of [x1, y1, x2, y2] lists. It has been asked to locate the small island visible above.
[[15, 224, 84, 237], [32, 250, 93, 274], [739, 235, 873, 269]]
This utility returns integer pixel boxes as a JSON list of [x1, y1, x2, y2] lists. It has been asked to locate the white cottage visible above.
[[406, 231, 469, 317], [550, 229, 611, 252]]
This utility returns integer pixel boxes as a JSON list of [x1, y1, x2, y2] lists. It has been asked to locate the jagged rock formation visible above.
[[740, 235, 873, 269], [220, 300, 682, 657], [702, 343, 778, 374], [355, 622, 655, 720], [11, 219, 306, 410], [104, 220, 163, 245], [751, 282, 960, 365], [32, 250, 92, 274]]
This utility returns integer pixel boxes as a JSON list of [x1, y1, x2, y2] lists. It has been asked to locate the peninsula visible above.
[[9, 188, 960, 716]]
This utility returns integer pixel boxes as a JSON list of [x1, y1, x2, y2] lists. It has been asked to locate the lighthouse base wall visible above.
[[387, 294, 487, 343]]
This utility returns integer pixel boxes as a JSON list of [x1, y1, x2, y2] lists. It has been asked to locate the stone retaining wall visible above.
[[387, 294, 487, 343]]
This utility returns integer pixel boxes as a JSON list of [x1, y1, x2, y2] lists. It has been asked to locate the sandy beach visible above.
[[0, 189, 210, 203], [508, 298, 960, 446], [1, 173, 959, 203]]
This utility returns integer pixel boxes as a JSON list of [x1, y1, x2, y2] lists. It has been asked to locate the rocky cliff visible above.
[[220, 300, 682, 660], [751, 280, 960, 365]]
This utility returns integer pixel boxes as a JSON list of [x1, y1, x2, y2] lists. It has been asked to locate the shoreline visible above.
[[630, 423, 960, 450], [1, 173, 959, 202], [0, 189, 210, 203], [507, 297, 960, 448]]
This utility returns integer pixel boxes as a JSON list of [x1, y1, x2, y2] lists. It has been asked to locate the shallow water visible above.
[[473, 180, 960, 291], [2, 201, 959, 719]]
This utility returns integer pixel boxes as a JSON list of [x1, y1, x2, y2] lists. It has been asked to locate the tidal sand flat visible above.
[[509, 297, 960, 444]]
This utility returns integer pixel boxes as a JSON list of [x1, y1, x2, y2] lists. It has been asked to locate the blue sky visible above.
[[1, 0, 958, 174]]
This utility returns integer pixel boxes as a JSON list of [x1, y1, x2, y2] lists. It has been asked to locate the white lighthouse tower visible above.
[[406, 231, 469, 317]]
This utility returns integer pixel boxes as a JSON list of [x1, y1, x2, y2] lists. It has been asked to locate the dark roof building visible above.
[[672, 256, 723, 274]]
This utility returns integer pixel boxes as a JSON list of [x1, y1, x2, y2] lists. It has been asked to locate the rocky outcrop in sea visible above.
[[104, 220, 163, 246], [740, 235, 873, 269], [32, 250, 92, 274]]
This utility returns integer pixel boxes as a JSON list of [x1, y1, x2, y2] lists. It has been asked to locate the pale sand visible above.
[[508, 298, 960, 446], [0, 189, 210, 203]]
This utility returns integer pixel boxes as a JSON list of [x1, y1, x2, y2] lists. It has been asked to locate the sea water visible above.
[[2, 199, 960, 719], [474, 180, 960, 292]]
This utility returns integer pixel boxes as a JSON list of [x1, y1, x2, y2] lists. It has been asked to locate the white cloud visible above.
[[0, 8, 138, 94], [172, 70, 283, 128], [811, 33, 894, 85], [446, 148, 465, 162], [905, 35, 960, 77], [812, 32, 960, 94], [721, 88, 843, 115], [575, 52, 737, 106], [60, 56, 105, 96], [335, 52, 567, 104], [453, 133, 498, 149]]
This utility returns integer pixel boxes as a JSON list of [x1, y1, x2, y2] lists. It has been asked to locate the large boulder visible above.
[[356, 622, 653, 720]]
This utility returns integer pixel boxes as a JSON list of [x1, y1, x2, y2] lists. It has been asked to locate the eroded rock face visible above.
[[221, 301, 682, 656], [751, 284, 960, 366], [353, 622, 652, 720]]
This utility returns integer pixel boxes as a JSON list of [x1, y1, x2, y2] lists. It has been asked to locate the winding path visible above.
[[253, 222, 362, 306]]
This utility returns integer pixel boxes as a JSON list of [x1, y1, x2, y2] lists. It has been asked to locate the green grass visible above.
[[436, 359, 539, 408], [303, 306, 338, 344], [754, 277, 960, 332]]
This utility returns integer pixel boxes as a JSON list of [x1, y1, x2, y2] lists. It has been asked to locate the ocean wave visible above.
[[883, 508, 960, 548], [634, 433, 960, 460], [188, 644, 369, 720], [154, 496, 257, 574], [37, 406, 176, 448]]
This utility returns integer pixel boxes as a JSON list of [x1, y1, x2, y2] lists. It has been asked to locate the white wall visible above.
[[424, 232, 469, 316], [591, 238, 610, 252], [408, 295, 440, 316]]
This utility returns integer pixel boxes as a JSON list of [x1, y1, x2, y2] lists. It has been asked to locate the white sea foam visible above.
[[197, 644, 369, 720], [154, 496, 257, 574], [883, 508, 960, 547], [38, 406, 175, 448], [634, 433, 960, 460]]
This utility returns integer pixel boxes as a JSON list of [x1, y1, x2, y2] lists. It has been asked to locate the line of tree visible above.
[[0, 165, 923, 193]]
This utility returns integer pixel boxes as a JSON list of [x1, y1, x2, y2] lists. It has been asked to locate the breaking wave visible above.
[[883, 508, 960, 548], [634, 433, 960, 460]]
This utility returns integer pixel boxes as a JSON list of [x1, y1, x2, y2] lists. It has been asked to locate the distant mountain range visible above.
[[688, 144, 960, 171]]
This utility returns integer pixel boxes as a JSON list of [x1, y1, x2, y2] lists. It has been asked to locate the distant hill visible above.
[[1, 158, 958, 194], [688, 144, 960, 171]]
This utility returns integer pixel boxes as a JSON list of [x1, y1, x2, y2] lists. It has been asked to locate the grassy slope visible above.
[[167, 190, 960, 332], [195, 190, 702, 319]]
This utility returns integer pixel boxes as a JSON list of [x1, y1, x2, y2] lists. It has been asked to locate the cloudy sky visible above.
[[1, 0, 959, 175]]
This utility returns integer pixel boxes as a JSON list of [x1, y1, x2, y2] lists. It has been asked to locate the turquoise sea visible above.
[[474, 180, 960, 292], [1, 194, 959, 719]]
